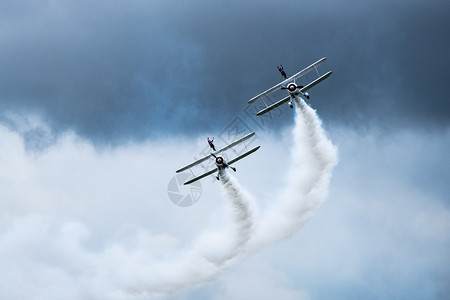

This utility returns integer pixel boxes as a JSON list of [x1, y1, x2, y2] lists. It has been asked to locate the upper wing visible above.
[[176, 154, 212, 173], [299, 71, 332, 93], [214, 132, 255, 154], [176, 132, 256, 173], [248, 57, 327, 104]]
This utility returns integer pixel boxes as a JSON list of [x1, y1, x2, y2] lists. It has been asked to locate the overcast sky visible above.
[[0, 0, 449, 299], [1, 0, 449, 144]]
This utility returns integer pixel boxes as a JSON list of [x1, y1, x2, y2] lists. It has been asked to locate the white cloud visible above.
[[0, 114, 448, 299], [213, 261, 310, 300]]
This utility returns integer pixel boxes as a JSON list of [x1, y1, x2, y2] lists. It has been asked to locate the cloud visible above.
[[213, 262, 310, 300], [0, 104, 449, 299], [0, 0, 449, 144]]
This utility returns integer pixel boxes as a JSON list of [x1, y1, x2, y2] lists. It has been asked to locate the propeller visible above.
[[280, 84, 305, 90]]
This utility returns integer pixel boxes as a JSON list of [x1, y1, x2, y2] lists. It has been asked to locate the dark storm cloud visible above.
[[0, 0, 210, 144], [0, 0, 449, 144]]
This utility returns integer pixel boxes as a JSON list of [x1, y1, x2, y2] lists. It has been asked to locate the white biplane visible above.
[[176, 132, 260, 185], [248, 57, 332, 116]]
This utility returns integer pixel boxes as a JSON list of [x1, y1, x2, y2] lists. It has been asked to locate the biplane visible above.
[[248, 57, 332, 116], [176, 132, 260, 185]]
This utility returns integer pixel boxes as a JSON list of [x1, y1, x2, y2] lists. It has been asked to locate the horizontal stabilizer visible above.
[[299, 71, 332, 93], [256, 96, 291, 116]]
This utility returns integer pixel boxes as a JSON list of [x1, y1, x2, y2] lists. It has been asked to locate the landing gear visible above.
[[216, 176, 220, 180], [288, 101, 293, 108], [231, 167, 236, 172]]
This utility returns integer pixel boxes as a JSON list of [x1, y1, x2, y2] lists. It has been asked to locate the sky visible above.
[[0, 0, 449, 299]]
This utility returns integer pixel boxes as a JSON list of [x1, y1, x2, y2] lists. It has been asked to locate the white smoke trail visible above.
[[197, 175, 254, 260], [109, 174, 256, 298], [250, 97, 338, 250], [190, 174, 255, 267]]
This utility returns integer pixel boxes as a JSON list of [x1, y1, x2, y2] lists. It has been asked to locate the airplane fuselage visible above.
[[287, 82, 298, 92], [214, 155, 236, 179], [284, 82, 310, 108], [215, 156, 225, 169]]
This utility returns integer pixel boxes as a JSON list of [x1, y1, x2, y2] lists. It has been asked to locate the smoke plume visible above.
[[115, 173, 256, 298], [250, 98, 338, 250]]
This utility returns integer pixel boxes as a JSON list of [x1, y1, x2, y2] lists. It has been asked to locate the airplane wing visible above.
[[299, 71, 332, 93], [176, 154, 213, 173], [256, 95, 291, 116], [213, 132, 255, 154], [227, 145, 260, 165], [248, 57, 327, 104], [183, 168, 217, 185], [183, 145, 261, 185], [255, 71, 332, 116], [176, 132, 256, 173]]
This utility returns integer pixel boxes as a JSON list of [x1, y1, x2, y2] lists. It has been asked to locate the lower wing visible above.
[[183, 168, 217, 185], [299, 71, 332, 93], [256, 96, 291, 116]]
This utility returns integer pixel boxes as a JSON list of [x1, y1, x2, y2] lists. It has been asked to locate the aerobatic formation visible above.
[[177, 57, 333, 184]]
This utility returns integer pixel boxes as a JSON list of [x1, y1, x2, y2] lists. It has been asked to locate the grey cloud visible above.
[[0, 0, 449, 145]]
